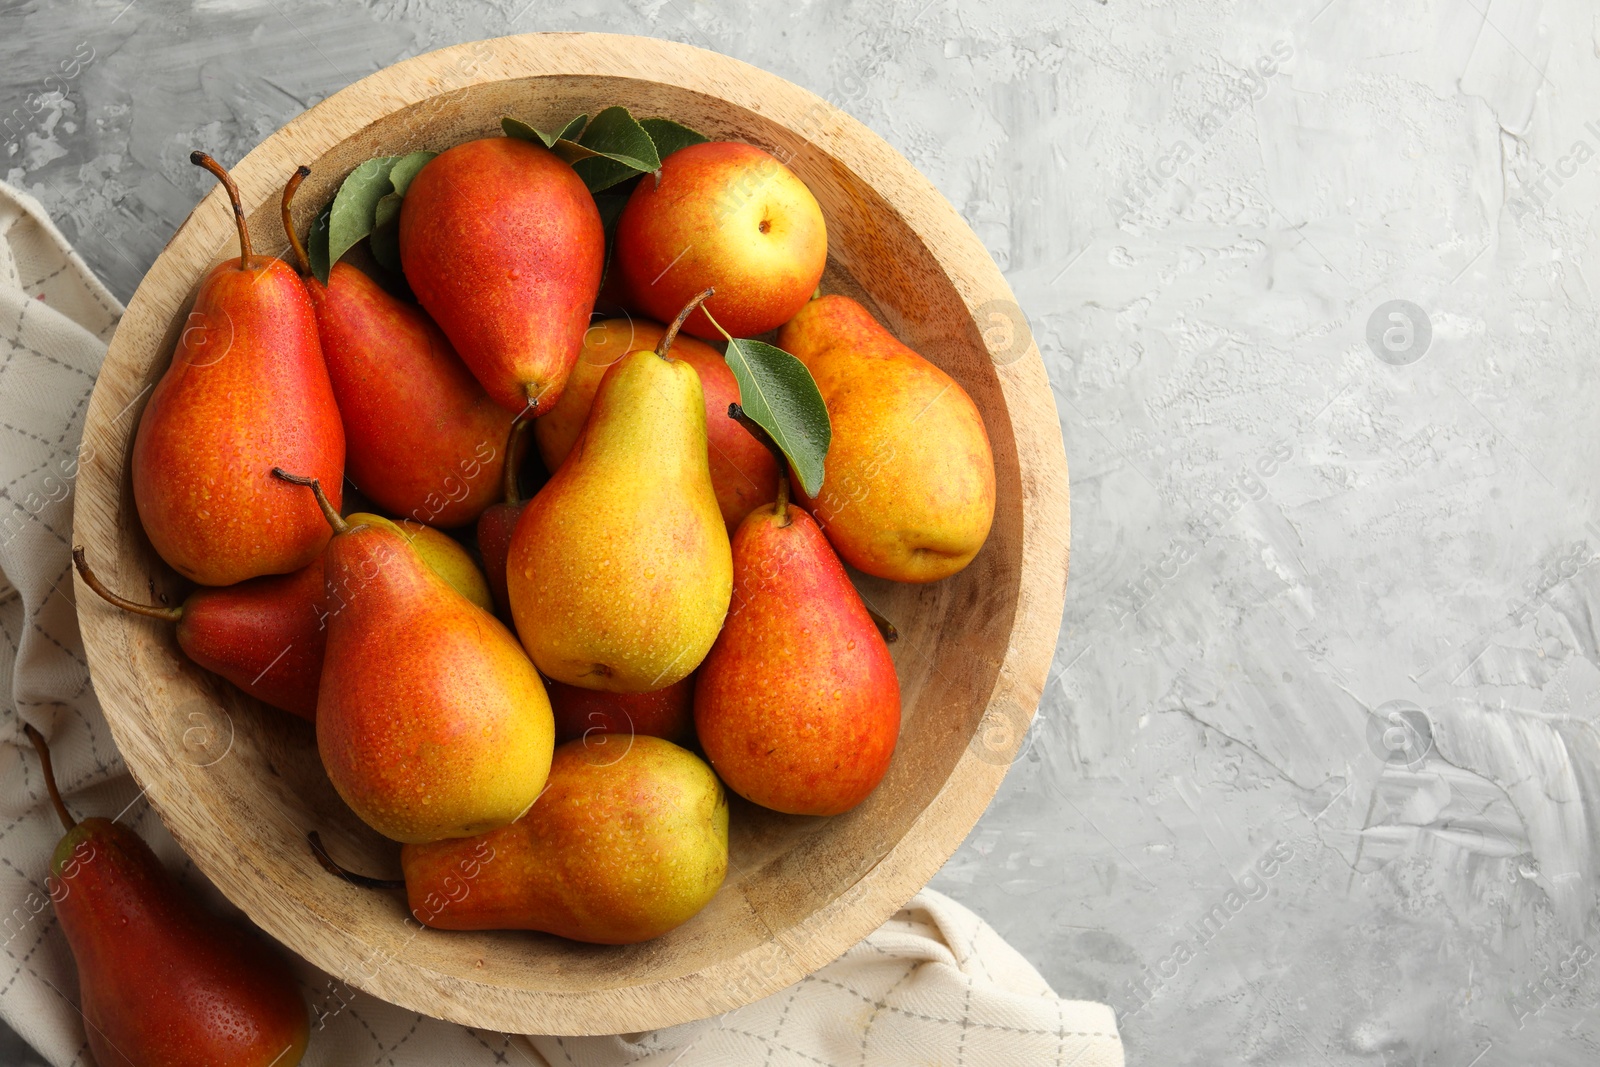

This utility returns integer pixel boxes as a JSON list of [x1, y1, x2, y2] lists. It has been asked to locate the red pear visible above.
[[280, 171, 515, 527], [131, 152, 343, 586], [23, 725, 309, 1067], [72, 549, 325, 721], [694, 480, 900, 816], [399, 137, 604, 414]]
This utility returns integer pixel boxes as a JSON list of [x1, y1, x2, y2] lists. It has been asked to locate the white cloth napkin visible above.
[[0, 178, 1123, 1067]]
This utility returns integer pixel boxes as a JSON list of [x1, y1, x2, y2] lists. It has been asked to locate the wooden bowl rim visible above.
[[72, 31, 1070, 1033]]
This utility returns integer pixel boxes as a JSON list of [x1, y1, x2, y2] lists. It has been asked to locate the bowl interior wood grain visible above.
[[71, 32, 1069, 1034]]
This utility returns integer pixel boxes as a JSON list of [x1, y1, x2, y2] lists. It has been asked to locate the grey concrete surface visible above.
[[7, 0, 1600, 1063]]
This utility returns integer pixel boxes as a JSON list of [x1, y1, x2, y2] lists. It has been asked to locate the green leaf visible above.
[[593, 191, 629, 246], [373, 191, 403, 230], [504, 110, 698, 192], [322, 150, 436, 272], [570, 106, 661, 193], [572, 156, 641, 193], [307, 203, 332, 285], [328, 155, 400, 268], [502, 117, 544, 143], [579, 106, 660, 170], [501, 114, 587, 149], [502, 114, 618, 174], [721, 338, 831, 496], [549, 140, 604, 166], [639, 117, 708, 161], [388, 150, 436, 196], [368, 192, 404, 274]]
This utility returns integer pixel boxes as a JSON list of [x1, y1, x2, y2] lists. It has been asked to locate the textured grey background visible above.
[[6, 0, 1600, 1063]]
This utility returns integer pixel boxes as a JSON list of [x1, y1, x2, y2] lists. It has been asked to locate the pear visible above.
[[23, 725, 309, 1066], [276, 471, 554, 843], [547, 674, 695, 745], [475, 417, 539, 618], [535, 317, 780, 533], [74, 529, 491, 721], [529, 317, 640, 473], [695, 477, 901, 816], [506, 293, 732, 693], [777, 295, 995, 583], [283, 166, 516, 528], [318, 260, 515, 529], [399, 137, 603, 414], [73, 549, 326, 721], [132, 152, 344, 586], [400, 736, 727, 943]]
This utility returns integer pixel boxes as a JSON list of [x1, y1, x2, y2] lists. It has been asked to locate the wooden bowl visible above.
[[72, 32, 1069, 1034]]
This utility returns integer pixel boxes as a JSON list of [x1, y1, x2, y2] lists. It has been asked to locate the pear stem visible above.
[[701, 305, 735, 344], [655, 287, 716, 360], [22, 724, 75, 833], [190, 150, 252, 267], [864, 600, 900, 644], [280, 165, 312, 277], [72, 548, 183, 622], [773, 470, 791, 526], [502, 415, 532, 506], [271, 468, 349, 534], [307, 831, 405, 890]]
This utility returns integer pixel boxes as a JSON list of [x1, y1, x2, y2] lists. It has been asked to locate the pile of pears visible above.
[[65, 127, 995, 1048]]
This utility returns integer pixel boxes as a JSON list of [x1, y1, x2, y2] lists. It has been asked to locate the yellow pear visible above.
[[778, 295, 995, 582], [507, 295, 732, 692]]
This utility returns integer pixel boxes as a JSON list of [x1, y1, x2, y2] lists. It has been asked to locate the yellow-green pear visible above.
[[507, 293, 732, 693], [400, 736, 728, 943], [277, 472, 554, 844]]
